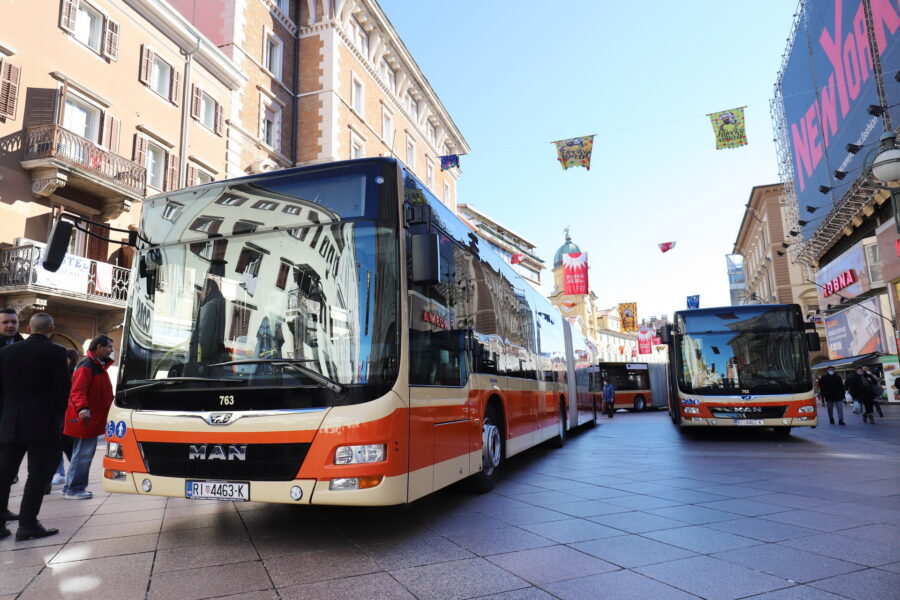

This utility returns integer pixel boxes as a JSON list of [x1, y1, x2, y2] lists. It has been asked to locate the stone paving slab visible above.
[[2, 406, 900, 599]]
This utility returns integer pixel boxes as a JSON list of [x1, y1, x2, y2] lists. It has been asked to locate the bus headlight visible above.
[[334, 444, 386, 465], [107, 442, 123, 459], [798, 406, 815, 413], [684, 407, 700, 414], [329, 476, 383, 490]]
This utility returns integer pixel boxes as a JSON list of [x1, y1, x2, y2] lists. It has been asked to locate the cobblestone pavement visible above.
[[2, 406, 900, 600]]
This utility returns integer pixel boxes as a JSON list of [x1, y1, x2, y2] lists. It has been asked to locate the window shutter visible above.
[[102, 18, 120, 61], [190, 84, 201, 119], [186, 164, 197, 187], [60, 0, 78, 33], [102, 113, 120, 153], [170, 69, 182, 105], [0, 61, 22, 120], [139, 45, 153, 85], [87, 222, 109, 262], [133, 135, 147, 165], [165, 152, 178, 190], [214, 101, 224, 135]]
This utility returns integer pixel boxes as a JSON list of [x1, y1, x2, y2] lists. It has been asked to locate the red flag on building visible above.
[[562, 252, 589, 295], [659, 241, 676, 253], [510, 253, 524, 264], [637, 328, 653, 355]]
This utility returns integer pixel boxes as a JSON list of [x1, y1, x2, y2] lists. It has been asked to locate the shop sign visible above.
[[814, 241, 870, 310], [422, 310, 450, 330], [821, 270, 856, 298]]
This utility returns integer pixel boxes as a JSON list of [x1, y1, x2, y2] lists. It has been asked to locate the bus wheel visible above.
[[633, 395, 646, 412], [469, 406, 503, 493], [550, 399, 566, 448], [774, 426, 792, 439]]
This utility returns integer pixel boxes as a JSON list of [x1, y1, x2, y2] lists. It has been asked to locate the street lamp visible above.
[[869, 132, 900, 183], [860, 132, 900, 233]]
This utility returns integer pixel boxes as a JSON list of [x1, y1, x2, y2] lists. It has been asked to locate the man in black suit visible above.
[[0, 313, 70, 540]]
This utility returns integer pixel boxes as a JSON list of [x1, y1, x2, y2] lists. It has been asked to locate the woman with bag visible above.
[[847, 366, 876, 424]]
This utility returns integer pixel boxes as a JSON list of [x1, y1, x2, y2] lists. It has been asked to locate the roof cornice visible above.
[[123, 0, 247, 90]]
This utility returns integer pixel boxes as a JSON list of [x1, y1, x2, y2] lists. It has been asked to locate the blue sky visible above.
[[379, 0, 800, 319]]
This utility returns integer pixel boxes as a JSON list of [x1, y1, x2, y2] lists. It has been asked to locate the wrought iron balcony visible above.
[[21, 125, 146, 209], [0, 245, 130, 307]]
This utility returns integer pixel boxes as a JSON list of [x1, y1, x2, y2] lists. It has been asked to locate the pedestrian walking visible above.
[[846, 366, 877, 425], [0, 313, 70, 540], [602, 378, 616, 418], [818, 368, 845, 425], [862, 366, 885, 418], [62, 336, 115, 500]]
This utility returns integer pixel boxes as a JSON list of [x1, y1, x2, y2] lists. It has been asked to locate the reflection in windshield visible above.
[[678, 331, 811, 395], [121, 221, 398, 404]]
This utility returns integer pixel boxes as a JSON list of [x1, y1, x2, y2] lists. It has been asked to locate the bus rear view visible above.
[[664, 304, 819, 437]]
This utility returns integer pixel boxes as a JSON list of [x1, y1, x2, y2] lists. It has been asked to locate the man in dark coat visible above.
[[0, 308, 24, 488], [0, 313, 70, 540], [818, 368, 845, 426]]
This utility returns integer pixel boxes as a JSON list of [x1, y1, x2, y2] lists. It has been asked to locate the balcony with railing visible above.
[[0, 245, 130, 308], [20, 125, 146, 217]]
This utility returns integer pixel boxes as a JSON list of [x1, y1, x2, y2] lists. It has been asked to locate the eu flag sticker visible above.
[[106, 421, 116, 438], [115, 421, 127, 439]]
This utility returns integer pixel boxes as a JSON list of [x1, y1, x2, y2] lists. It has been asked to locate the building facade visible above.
[[733, 183, 818, 313], [1, 0, 467, 362], [0, 0, 242, 358], [457, 203, 544, 289]]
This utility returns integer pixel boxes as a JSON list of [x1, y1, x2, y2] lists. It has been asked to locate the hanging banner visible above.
[[439, 155, 460, 171], [637, 327, 653, 354], [510, 253, 524, 264], [707, 107, 748, 149], [552, 135, 595, 170], [562, 252, 589, 295], [686, 295, 700, 309], [618, 302, 637, 332], [658, 241, 676, 253]]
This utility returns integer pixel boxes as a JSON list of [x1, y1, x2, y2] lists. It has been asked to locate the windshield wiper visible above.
[[121, 377, 247, 396], [211, 359, 344, 394]]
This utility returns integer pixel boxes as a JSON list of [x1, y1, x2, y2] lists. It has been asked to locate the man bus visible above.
[[45, 158, 597, 506], [592, 362, 653, 411], [660, 304, 819, 437]]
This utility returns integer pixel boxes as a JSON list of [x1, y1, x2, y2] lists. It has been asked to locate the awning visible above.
[[811, 352, 881, 370]]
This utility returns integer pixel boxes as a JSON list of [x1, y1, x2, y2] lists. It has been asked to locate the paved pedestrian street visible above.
[[2, 407, 900, 600]]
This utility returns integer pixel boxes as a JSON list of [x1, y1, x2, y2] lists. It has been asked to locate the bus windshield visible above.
[[120, 221, 399, 409], [678, 330, 811, 395]]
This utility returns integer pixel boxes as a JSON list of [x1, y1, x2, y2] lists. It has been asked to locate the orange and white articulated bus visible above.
[[93, 158, 598, 506], [660, 304, 820, 437], [591, 362, 653, 411]]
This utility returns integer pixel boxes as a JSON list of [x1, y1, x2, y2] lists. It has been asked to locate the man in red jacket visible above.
[[63, 335, 114, 500]]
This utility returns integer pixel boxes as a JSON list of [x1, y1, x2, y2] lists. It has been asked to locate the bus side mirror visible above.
[[42, 220, 74, 272], [806, 331, 821, 352], [411, 232, 440, 284], [658, 325, 672, 345]]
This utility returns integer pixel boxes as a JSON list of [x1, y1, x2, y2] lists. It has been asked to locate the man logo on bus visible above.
[[188, 444, 247, 461]]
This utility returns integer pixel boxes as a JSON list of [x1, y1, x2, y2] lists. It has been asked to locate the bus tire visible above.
[[550, 398, 566, 448], [469, 404, 504, 493], [633, 395, 646, 412], [774, 426, 792, 439]]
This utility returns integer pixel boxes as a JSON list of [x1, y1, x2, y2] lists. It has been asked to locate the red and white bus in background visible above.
[[590, 362, 653, 411], [661, 304, 819, 437], [80, 158, 598, 506]]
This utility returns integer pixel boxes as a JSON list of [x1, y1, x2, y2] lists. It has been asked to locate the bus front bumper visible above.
[[102, 471, 409, 505], [680, 417, 817, 427]]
